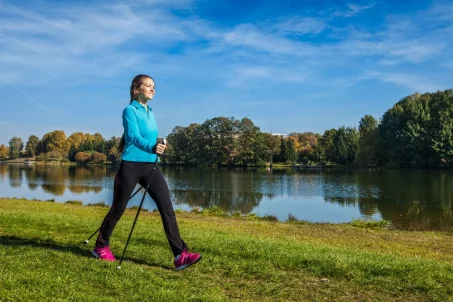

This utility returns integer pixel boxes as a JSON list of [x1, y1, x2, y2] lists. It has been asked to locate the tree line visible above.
[[2, 132, 121, 164], [1, 89, 452, 168]]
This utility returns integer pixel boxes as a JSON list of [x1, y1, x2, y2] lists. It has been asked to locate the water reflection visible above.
[[2, 164, 110, 196], [320, 169, 453, 230], [1, 164, 453, 230]]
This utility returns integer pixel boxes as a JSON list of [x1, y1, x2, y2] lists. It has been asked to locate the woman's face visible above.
[[136, 77, 155, 102]]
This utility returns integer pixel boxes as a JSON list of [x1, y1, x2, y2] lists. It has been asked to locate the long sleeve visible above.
[[122, 106, 155, 153]]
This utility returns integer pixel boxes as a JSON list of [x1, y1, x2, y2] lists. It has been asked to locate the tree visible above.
[[37, 130, 68, 157], [0, 144, 8, 158], [67, 132, 85, 150], [197, 117, 237, 166], [25, 135, 39, 158], [260, 133, 281, 165], [333, 127, 359, 164], [237, 118, 260, 166], [107, 146, 121, 163], [277, 137, 297, 163], [80, 133, 94, 152], [378, 92, 431, 167], [320, 129, 337, 163], [47, 130, 68, 154], [285, 138, 297, 163], [359, 115, 378, 135], [92, 133, 106, 153], [105, 136, 119, 154], [8, 137, 23, 159], [357, 115, 378, 165], [166, 123, 202, 165], [428, 89, 453, 168]]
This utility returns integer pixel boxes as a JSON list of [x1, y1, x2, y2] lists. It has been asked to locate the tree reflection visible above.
[[12, 164, 114, 196], [68, 185, 102, 193], [368, 170, 453, 230], [0, 164, 7, 178], [321, 169, 453, 230], [170, 189, 265, 213], [8, 165, 23, 187], [163, 167, 270, 213], [42, 183, 66, 195]]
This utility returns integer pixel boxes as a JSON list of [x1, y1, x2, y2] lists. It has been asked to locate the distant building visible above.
[[270, 133, 288, 138]]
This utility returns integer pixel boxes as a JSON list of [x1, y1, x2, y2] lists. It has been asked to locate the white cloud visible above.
[[0, 0, 451, 92], [333, 2, 376, 17], [367, 71, 441, 92], [227, 65, 306, 87], [221, 24, 317, 56], [0, 1, 192, 84], [346, 3, 376, 16], [276, 17, 328, 35], [425, 2, 453, 22]]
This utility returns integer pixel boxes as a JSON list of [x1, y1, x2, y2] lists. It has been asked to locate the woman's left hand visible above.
[[155, 143, 167, 155]]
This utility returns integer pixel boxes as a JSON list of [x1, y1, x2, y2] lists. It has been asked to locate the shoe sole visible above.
[[174, 255, 202, 271], [92, 250, 116, 262]]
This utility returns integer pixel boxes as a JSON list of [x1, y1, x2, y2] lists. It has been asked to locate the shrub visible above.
[[350, 218, 389, 229], [65, 200, 83, 206], [75, 152, 91, 164], [92, 152, 107, 164], [203, 206, 226, 217], [36, 153, 47, 161]]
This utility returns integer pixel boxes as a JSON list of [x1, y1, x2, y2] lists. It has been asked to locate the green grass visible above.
[[350, 218, 390, 229], [1, 198, 453, 301]]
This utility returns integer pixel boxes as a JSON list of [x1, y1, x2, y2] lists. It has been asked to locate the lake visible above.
[[1, 163, 452, 231]]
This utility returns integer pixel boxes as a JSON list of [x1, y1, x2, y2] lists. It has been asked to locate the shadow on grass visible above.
[[120, 256, 173, 270], [0, 235, 89, 257], [0, 235, 173, 270]]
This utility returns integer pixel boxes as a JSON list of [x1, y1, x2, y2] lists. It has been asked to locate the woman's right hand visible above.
[[155, 143, 167, 155]]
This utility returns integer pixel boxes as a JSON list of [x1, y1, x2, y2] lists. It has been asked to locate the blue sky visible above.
[[1, 0, 452, 145]]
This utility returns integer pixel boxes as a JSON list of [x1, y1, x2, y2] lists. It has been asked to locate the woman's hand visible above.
[[155, 143, 167, 155]]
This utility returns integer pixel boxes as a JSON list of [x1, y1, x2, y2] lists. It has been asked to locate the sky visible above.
[[1, 0, 452, 145]]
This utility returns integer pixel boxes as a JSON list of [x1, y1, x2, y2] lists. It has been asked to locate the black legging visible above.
[[95, 160, 187, 256]]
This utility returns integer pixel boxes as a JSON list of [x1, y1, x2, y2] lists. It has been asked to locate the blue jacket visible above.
[[121, 100, 159, 162]]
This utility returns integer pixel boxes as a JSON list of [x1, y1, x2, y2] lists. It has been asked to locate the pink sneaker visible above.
[[174, 250, 202, 271], [92, 246, 116, 262]]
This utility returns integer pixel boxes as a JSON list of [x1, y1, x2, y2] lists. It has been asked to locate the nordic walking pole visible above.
[[117, 139, 166, 270], [82, 185, 145, 245]]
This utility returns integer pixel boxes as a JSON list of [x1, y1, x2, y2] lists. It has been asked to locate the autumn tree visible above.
[[107, 146, 121, 163], [75, 152, 91, 164], [0, 144, 8, 158], [93, 133, 106, 153], [92, 152, 107, 164]]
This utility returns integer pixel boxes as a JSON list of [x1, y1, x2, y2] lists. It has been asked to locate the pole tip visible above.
[[83, 240, 89, 244]]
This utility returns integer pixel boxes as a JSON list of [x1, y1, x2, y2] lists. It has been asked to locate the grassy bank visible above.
[[1, 198, 453, 301]]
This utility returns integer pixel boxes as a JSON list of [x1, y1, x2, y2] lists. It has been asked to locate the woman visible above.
[[92, 74, 202, 271]]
